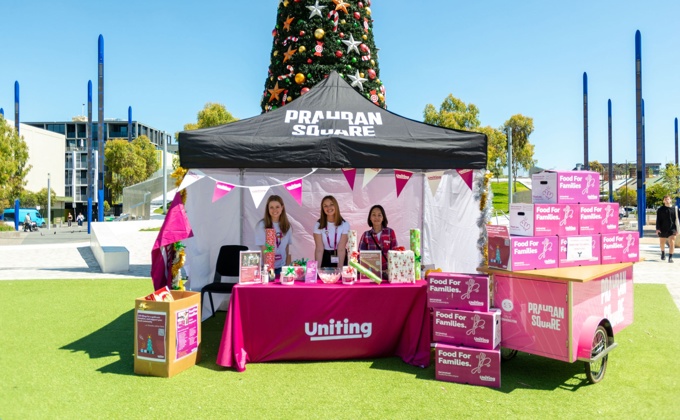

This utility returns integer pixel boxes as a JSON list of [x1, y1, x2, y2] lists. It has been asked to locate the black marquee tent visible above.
[[175, 72, 488, 318], [179, 71, 487, 170]]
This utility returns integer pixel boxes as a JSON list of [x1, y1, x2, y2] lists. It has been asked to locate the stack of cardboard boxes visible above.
[[427, 272, 501, 388], [489, 170, 639, 271]]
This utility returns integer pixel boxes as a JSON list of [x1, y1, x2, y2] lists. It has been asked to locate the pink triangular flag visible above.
[[456, 169, 473, 190], [177, 169, 205, 191], [394, 169, 413, 198], [362, 168, 381, 188], [426, 171, 445, 196], [249, 186, 270, 208], [284, 178, 303, 206], [342, 168, 356, 190], [212, 181, 235, 203]]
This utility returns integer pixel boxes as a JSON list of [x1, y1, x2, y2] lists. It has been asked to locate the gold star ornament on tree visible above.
[[267, 82, 285, 102]]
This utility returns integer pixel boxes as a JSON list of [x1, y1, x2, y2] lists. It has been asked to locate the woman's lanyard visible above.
[[275, 231, 282, 248], [324, 226, 338, 250]]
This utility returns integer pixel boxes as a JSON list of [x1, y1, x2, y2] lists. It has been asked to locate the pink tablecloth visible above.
[[216, 280, 431, 371]]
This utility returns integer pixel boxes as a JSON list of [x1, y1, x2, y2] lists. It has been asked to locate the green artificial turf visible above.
[[1, 280, 678, 419], [491, 180, 529, 214]]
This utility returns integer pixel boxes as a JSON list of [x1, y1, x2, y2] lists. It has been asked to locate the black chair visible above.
[[201, 245, 248, 317]]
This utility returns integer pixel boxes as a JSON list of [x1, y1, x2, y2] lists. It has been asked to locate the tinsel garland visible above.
[[473, 171, 493, 266], [170, 166, 189, 290]]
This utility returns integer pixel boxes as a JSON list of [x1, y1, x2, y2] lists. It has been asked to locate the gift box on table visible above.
[[426, 272, 490, 311], [387, 250, 415, 283], [579, 202, 619, 235], [434, 343, 501, 388], [263, 228, 276, 269], [601, 231, 640, 264], [134, 290, 201, 378], [531, 170, 600, 204], [487, 225, 558, 271], [509, 203, 578, 237], [558, 235, 601, 268], [433, 308, 501, 350]]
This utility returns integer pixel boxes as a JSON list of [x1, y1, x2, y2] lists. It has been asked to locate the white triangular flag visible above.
[[362, 168, 381, 188], [177, 169, 206, 191], [426, 170, 445, 196], [249, 186, 270, 208]]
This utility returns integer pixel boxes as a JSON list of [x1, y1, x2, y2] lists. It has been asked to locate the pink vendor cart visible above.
[[480, 262, 634, 383]]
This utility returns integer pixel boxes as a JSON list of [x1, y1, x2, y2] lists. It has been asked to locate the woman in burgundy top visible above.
[[359, 205, 398, 279]]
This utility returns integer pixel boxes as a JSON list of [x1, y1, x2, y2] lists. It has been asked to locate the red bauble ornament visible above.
[[339, 32, 344, 38], [307, 58, 313, 64], [335, 50, 343, 58], [272, 29, 277, 37], [360, 43, 369, 53], [358, 2, 364, 8], [354, 12, 361, 20], [301, 87, 310, 95], [367, 69, 376, 80], [300, 30, 305, 36]]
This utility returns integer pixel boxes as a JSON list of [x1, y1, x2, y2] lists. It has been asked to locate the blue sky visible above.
[[2, 0, 679, 171]]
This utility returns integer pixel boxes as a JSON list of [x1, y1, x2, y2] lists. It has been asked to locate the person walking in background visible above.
[[67, 212, 73, 227], [76, 212, 85, 227], [655, 195, 678, 263]]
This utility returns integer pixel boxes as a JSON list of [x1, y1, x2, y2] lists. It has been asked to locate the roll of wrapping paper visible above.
[[410, 229, 421, 280], [347, 230, 358, 254], [264, 228, 276, 269], [349, 259, 382, 284]]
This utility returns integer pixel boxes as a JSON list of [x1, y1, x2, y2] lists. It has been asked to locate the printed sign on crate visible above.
[[426, 272, 490, 311], [434, 343, 501, 388]]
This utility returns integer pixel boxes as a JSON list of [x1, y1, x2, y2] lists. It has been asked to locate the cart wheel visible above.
[[500, 347, 518, 361], [584, 325, 608, 384]]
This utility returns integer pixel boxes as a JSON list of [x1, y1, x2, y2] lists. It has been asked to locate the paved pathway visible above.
[[1, 220, 678, 310]]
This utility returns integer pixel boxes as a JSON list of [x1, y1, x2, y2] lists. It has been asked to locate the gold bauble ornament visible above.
[[360, 72, 365, 78], [363, 34, 368, 40], [273, 51, 278, 56], [314, 28, 325, 39], [370, 59, 375, 66], [366, 7, 371, 16], [294, 73, 306, 84], [298, 45, 306, 54], [341, 19, 346, 25], [378, 93, 384, 101]]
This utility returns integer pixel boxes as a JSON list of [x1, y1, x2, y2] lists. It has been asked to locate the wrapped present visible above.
[[349, 259, 381, 284], [347, 230, 358, 254], [387, 250, 416, 283], [263, 228, 276, 269], [280, 266, 296, 285], [410, 229, 421, 280], [341, 265, 357, 284]]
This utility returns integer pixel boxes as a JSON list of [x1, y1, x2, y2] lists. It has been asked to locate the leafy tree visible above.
[[645, 182, 670, 208], [502, 114, 536, 189], [104, 139, 145, 203], [0, 116, 31, 209], [477, 126, 506, 180], [182, 102, 237, 132], [423, 95, 481, 130], [615, 186, 637, 207], [262, 1, 385, 112], [659, 163, 680, 197], [132, 135, 159, 179]]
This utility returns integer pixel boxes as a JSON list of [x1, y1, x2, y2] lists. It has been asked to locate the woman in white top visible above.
[[255, 195, 292, 275], [314, 195, 350, 268]]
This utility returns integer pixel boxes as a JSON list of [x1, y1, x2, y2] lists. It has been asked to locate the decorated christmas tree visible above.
[[261, 0, 386, 112]]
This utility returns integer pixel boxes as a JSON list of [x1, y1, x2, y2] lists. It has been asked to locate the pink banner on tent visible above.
[[216, 281, 431, 371], [212, 181, 235, 203], [456, 169, 473, 190], [342, 168, 356, 190], [283, 178, 303, 206], [394, 169, 413, 198]]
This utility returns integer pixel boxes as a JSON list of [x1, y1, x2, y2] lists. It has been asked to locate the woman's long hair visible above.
[[263, 195, 290, 234], [318, 195, 344, 229]]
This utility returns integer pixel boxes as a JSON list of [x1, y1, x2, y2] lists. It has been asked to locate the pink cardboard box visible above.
[[509, 203, 579, 237], [601, 232, 640, 264], [531, 170, 600, 204], [427, 272, 490, 311], [487, 225, 559, 271], [558, 235, 601, 268], [579, 202, 619, 235], [434, 343, 501, 388], [433, 308, 501, 350]]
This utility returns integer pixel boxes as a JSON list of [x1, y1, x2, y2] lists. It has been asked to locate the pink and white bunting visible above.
[[212, 181, 235, 203], [394, 169, 413, 198], [283, 178, 303, 206], [362, 168, 381, 188], [177, 169, 205, 191], [426, 170, 445, 196], [342, 168, 357, 190], [456, 169, 473, 190], [249, 186, 270, 208]]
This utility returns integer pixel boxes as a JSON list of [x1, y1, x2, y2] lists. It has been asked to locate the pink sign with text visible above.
[[579, 202, 619, 234], [601, 232, 640, 264], [426, 272, 490, 311], [432, 308, 501, 350], [434, 343, 501, 388], [488, 225, 558, 271]]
